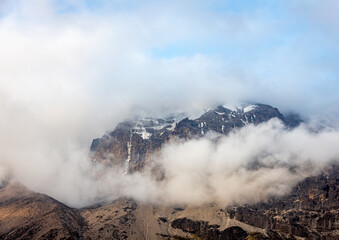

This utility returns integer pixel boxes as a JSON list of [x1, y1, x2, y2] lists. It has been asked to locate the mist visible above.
[[2, 117, 338, 208], [0, 1, 339, 207], [94, 119, 339, 207]]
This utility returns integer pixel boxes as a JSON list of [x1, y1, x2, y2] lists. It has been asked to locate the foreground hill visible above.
[[0, 183, 84, 240]]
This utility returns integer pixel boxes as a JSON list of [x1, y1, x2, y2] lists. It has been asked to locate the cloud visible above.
[[0, 0, 338, 120], [2, 118, 339, 208], [150, 119, 339, 205], [287, 0, 339, 40]]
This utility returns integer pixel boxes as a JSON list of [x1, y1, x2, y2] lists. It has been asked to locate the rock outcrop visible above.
[[90, 104, 302, 173], [226, 165, 339, 240]]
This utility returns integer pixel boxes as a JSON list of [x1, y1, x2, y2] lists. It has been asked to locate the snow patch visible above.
[[132, 117, 177, 139], [167, 122, 176, 131], [124, 138, 132, 174], [140, 130, 152, 139], [243, 105, 258, 113], [223, 104, 238, 111], [133, 127, 152, 139], [215, 111, 225, 115]]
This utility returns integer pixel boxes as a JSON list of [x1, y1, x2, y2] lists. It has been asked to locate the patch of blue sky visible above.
[[0, 0, 12, 18], [148, 41, 215, 59], [145, 1, 302, 60], [54, 0, 100, 14], [148, 30, 297, 60], [203, 0, 283, 15], [55, 0, 77, 14], [54, 0, 141, 14]]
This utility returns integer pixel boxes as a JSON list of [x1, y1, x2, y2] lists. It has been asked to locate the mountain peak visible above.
[[90, 103, 302, 173]]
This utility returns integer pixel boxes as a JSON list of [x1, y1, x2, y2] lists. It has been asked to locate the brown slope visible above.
[[0, 183, 85, 240], [80, 197, 300, 240]]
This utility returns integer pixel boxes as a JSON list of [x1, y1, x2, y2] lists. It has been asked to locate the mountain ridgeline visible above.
[[90, 104, 302, 173]]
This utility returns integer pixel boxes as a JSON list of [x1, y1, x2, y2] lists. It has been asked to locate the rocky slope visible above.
[[225, 165, 339, 240], [90, 104, 302, 173], [0, 183, 84, 240]]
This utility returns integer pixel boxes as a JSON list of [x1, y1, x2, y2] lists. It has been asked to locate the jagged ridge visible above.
[[90, 104, 302, 173]]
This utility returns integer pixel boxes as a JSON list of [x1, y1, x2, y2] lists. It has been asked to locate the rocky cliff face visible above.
[[90, 104, 302, 173], [225, 165, 339, 240]]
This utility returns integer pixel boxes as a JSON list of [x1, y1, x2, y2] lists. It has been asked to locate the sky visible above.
[[0, 0, 338, 130], [0, 0, 338, 207]]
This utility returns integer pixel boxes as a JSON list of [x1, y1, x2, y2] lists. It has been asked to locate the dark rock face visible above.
[[171, 218, 248, 240], [90, 117, 177, 172], [168, 166, 339, 239], [226, 165, 339, 240], [170, 217, 300, 240], [90, 104, 301, 173]]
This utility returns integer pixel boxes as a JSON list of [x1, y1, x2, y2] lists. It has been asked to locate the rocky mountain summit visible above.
[[90, 104, 302, 173]]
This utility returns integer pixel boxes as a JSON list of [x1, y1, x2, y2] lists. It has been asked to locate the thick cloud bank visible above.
[[156, 119, 338, 205], [1, 118, 338, 208]]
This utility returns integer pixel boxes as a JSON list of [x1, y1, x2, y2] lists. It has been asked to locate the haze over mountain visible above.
[[1, 103, 338, 209], [0, 104, 338, 240]]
